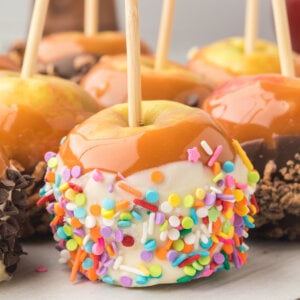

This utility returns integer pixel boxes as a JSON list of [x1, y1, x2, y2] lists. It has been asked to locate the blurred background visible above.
[[0, 0, 277, 62]]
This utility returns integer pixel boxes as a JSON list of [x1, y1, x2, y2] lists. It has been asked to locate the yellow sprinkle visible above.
[[217, 232, 230, 239], [65, 188, 76, 201], [160, 220, 168, 232], [59, 183, 69, 192], [138, 263, 150, 276], [173, 239, 184, 251], [227, 226, 234, 238], [195, 188, 205, 200], [212, 172, 224, 183], [232, 139, 254, 171], [249, 204, 257, 215], [233, 189, 244, 202], [149, 264, 162, 277], [183, 194, 194, 208], [73, 235, 83, 246], [211, 234, 219, 244], [101, 208, 115, 219], [168, 193, 181, 207], [248, 215, 255, 223], [47, 157, 58, 169], [224, 209, 233, 220]]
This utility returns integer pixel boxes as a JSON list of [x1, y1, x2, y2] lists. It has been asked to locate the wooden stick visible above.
[[125, 0, 142, 127], [21, 0, 49, 79], [84, 0, 99, 36], [155, 0, 176, 70], [244, 0, 259, 54], [272, 0, 295, 77]]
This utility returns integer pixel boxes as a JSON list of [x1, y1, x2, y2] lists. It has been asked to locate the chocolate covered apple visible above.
[[0, 146, 33, 281], [202, 74, 300, 240], [81, 54, 213, 108], [187, 37, 300, 87], [41, 100, 259, 286]]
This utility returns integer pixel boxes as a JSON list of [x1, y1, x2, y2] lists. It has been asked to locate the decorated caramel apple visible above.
[[81, 54, 213, 108], [202, 74, 300, 239], [0, 146, 33, 282], [187, 37, 300, 88], [41, 100, 259, 286]]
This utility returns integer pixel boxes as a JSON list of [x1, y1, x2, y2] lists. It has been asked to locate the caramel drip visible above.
[[203, 75, 300, 148], [59, 101, 235, 176]]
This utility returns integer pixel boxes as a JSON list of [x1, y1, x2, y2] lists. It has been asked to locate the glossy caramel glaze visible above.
[[0, 147, 8, 176], [202, 74, 300, 148], [81, 54, 213, 108], [0, 55, 19, 71], [38, 31, 151, 64], [59, 101, 235, 176], [0, 73, 99, 171]]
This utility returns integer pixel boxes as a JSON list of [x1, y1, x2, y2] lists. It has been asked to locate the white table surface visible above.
[[1, 239, 299, 300]]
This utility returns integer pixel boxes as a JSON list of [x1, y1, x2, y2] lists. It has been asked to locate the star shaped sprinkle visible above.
[[187, 147, 200, 162]]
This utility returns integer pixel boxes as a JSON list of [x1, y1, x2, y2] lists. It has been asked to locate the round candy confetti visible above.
[[150, 170, 164, 183], [168, 193, 181, 207], [102, 198, 115, 210], [149, 264, 162, 277], [222, 161, 235, 173], [120, 276, 132, 287], [145, 190, 159, 203], [140, 251, 153, 262]]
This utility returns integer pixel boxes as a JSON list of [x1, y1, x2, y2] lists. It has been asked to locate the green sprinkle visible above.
[[173, 239, 184, 251], [75, 193, 87, 206], [192, 261, 203, 271], [160, 220, 168, 232], [183, 194, 194, 207], [183, 265, 196, 276], [198, 255, 210, 266], [120, 211, 132, 221], [248, 171, 260, 183], [63, 225, 73, 236], [222, 220, 231, 233], [177, 275, 193, 283], [180, 228, 192, 237], [208, 207, 220, 222]]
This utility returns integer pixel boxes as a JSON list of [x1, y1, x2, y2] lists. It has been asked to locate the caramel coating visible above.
[[0, 147, 8, 176], [38, 31, 151, 64], [81, 54, 213, 108], [202, 74, 300, 148], [59, 101, 235, 176], [0, 73, 99, 171]]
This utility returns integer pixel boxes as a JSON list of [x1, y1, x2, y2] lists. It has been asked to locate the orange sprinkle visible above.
[[209, 242, 219, 256], [54, 203, 65, 216], [71, 217, 82, 229], [182, 243, 194, 254], [79, 251, 88, 262], [239, 252, 248, 264], [165, 239, 173, 250], [155, 248, 167, 260], [223, 187, 233, 195], [233, 233, 241, 247], [118, 182, 143, 198], [116, 200, 130, 211], [87, 268, 98, 281], [150, 170, 164, 183], [212, 218, 222, 233], [106, 244, 114, 257], [193, 201, 205, 208], [45, 171, 55, 183], [70, 247, 83, 282], [212, 162, 221, 175], [50, 215, 61, 227], [222, 243, 233, 255], [90, 204, 101, 216], [89, 226, 101, 241]]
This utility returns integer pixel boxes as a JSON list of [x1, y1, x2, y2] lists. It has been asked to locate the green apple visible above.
[[0, 71, 99, 171]]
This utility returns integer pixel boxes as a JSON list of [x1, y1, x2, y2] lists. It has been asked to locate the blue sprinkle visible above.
[[190, 208, 198, 225], [135, 275, 148, 285], [243, 216, 255, 228], [238, 245, 247, 252], [84, 241, 94, 254], [53, 187, 62, 199], [172, 254, 188, 267], [57, 227, 68, 239], [39, 187, 46, 197], [55, 173, 61, 187], [74, 207, 87, 219], [145, 190, 159, 203], [200, 238, 213, 249], [189, 250, 210, 257], [102, 198, 115, 210], [82, 258, 93, 270], [102, 275, 115, 285], [222, 161, 235, 173], [117, 220, 131, 227], [131, 210, 142, 220], [144, 239, 157, 252]]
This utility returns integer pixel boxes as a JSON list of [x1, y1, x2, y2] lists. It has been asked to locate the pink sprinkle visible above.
[[35, 266, 48, 273], [187, 147, 201, 163], [92, 169, 103, 182], [236, 182, 248, 190], [117, 172, 126, 180], [225, 175, 235, 188], [208, 145, 223, 167]]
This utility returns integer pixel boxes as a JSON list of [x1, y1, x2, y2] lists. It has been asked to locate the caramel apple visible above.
[[187, 37, 300, 87], [41, 100, 259, 286], [202, 74, 300, 239], [81, 54, 213, 109]]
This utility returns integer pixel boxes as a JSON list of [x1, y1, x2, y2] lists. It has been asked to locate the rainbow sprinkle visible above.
[[40, 139, 259, 287]]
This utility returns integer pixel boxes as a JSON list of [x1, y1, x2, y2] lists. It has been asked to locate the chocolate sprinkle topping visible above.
[[0, 167, 33, 279]]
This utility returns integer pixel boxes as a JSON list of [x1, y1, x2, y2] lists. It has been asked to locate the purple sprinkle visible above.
[[167, 250, 179, 262], [217, 194, 235, 200], [111, 241, 118, 254], [62, 168, 71, 181], [233, 248, 242, 269], [104, 259, 115, 268], [46, 202, 54, 214], [101, 226, 112, 238], [204, 193, 216, 206], [71, 166, 82, 178], [100, 252, 109, 263], [155, 212, 165, 225], [44, 151, 56, 162], [66, 210, 74, 218], [140, 251, 153, 262], [73, 228, 85, 237], [97, 266, 108, 277], [234, 215, 244, 227], [115, 229, 124, 243], [120, 276, 132, 287], [108, 184, 114, 193], [217, 179, 224, 187], [213, 253, 225, 264]]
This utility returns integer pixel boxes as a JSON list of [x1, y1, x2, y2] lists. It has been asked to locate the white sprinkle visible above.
[[119, 265, 144, 276], [168, 228, 180, 241], [184, 233, 196, 245], [242, 243, 250, 251], [148, 212, 155, 235], [208, 222, 213, 234], [85, 216, 97, 228], [66, 202, 77, 211], [194, 230, 201, 249], [60, 249, 71, 260], [53, 233, 60, 242], [58, 258, 67, 264], [113, 256, 123, 270], [160, 201, 173, 214], [196, 207, 208, 218], [200, 224, 209, 235], [200, 234, 209, 244], [82, 234, 91, 246], [102, 218, 114, 227], [200, 140, 213, 155], [211, 242, 224, 255], [160, 230, 168, 241], [216, 205, 223, 211], [210, 186, 222, 194], [243, 230, 249, 238], [141, 222, 148, 244], [168, 215, 180, 227]]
